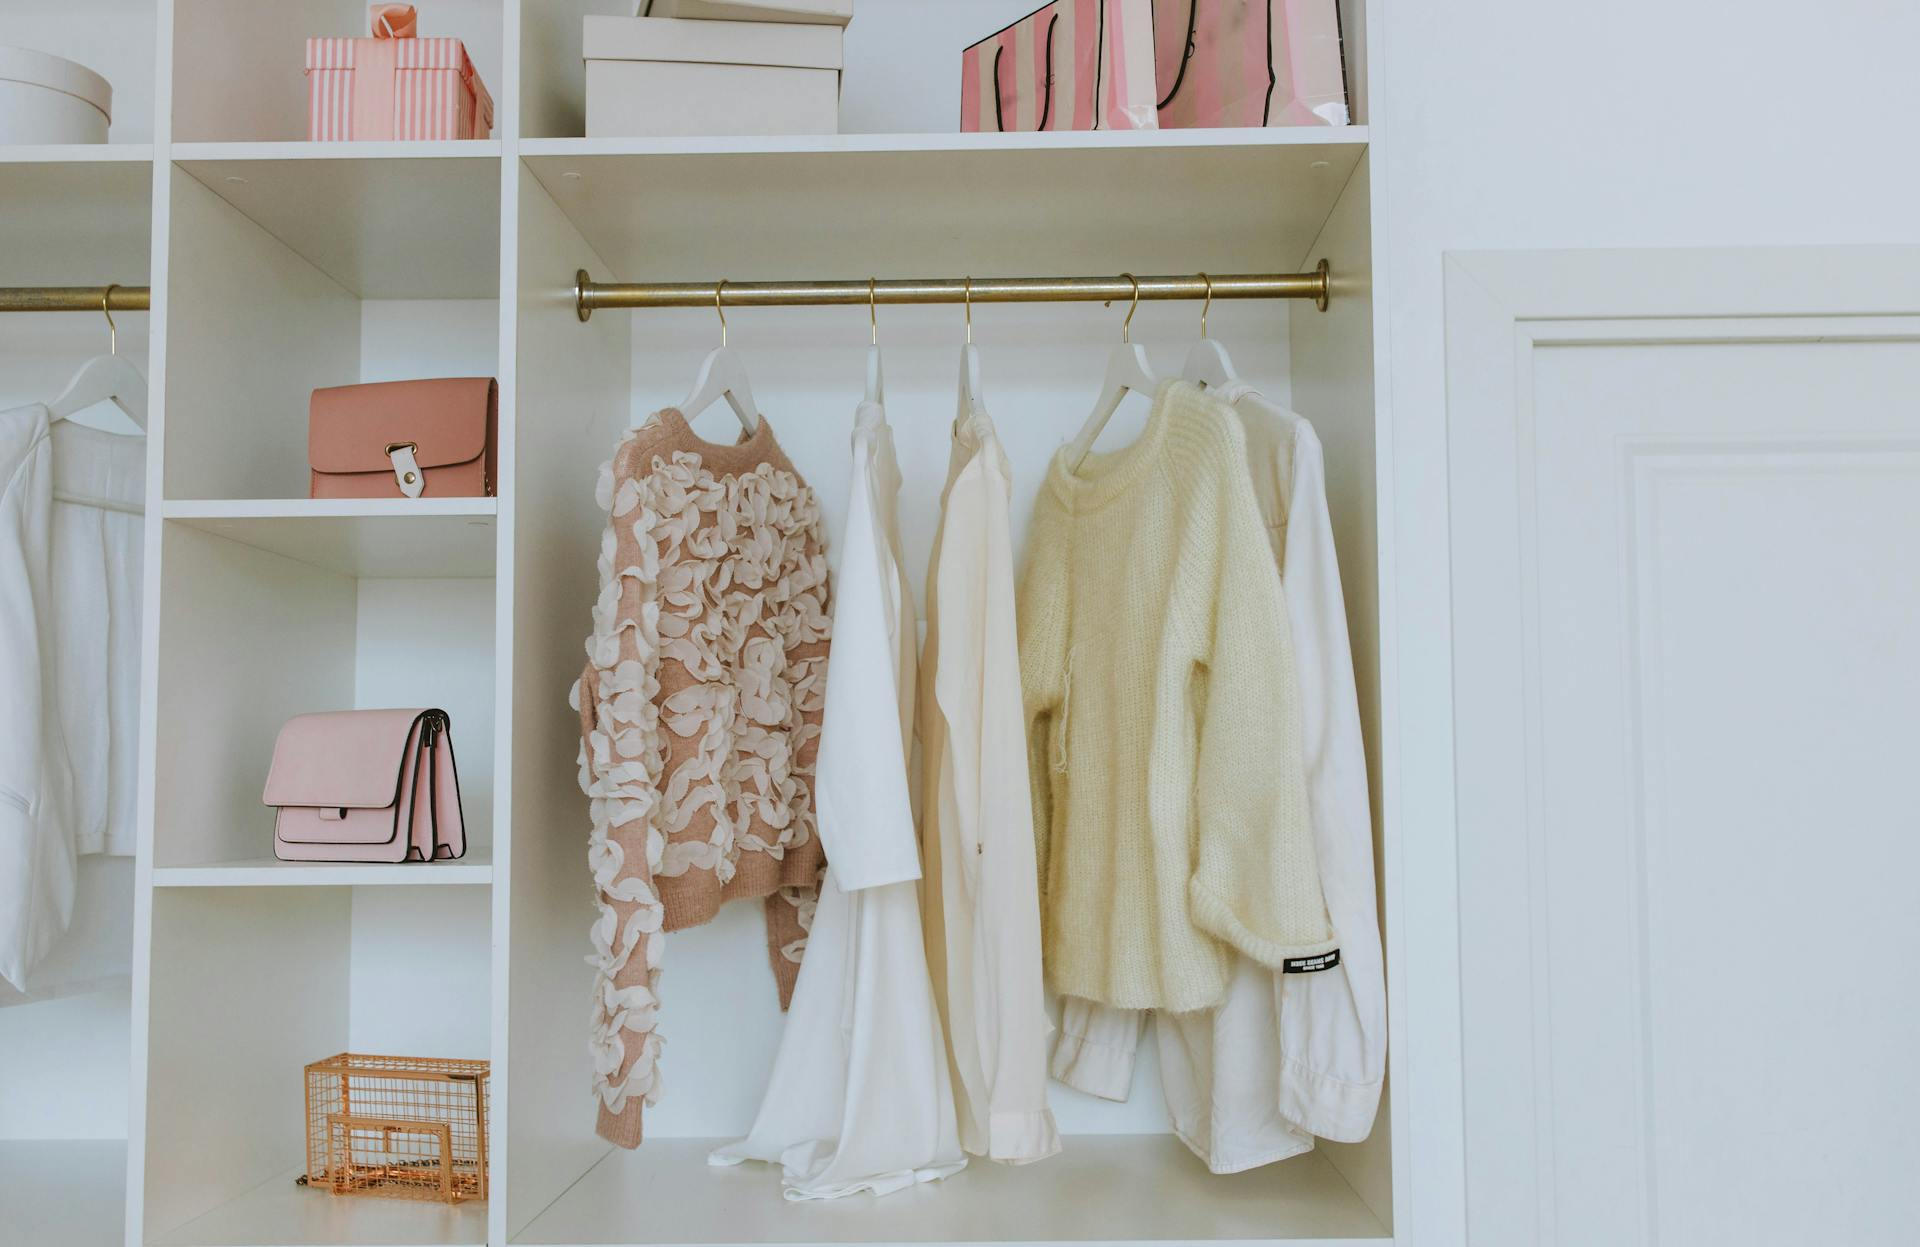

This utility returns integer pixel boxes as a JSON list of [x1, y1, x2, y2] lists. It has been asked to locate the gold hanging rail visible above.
[[0, 286, 152, 313], [575, 262, 1330, 322]]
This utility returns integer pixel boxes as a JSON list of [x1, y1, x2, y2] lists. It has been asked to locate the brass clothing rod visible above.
[[0, 286, 151, 313], [575, 263, 1330, 321]]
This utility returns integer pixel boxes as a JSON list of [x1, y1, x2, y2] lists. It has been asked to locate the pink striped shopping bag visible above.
[[960, 0, 1158, 132], [1151, 0, 1348, 128]]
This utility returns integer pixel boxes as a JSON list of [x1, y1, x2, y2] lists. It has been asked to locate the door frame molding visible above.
[[1442, 245, 1920, 1244]]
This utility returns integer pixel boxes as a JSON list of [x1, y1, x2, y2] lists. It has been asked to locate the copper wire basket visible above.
[[301, 1053, 490, 1204]]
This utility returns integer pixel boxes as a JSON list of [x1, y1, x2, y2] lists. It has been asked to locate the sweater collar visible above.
[[1044, 378, 1194, 513]]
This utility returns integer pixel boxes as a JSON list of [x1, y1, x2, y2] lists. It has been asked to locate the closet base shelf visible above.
[[511, 1134, 1390, 1246], [153, 850, 493, 888], [149, 1163, 486, 1247]]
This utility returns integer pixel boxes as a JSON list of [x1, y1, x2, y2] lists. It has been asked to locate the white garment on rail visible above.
[[51, 419, 144, 858], [0, 404, 144, 991], [920, 404, 1061, 1165], [1050, 386, 1385, 1170], [710, 400, 966, 1200]]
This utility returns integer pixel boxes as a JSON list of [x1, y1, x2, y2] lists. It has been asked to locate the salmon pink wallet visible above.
[[265, 709, 466, 863], [309, 377, 497, 499]]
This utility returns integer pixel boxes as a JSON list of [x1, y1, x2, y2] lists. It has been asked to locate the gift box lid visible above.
[[0, 44, 112, 120], [637, 0, 852, 27], [584, 15, 843, 71]]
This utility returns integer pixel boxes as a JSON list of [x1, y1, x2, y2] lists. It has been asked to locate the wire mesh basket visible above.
[[302, 1053, 490, 1204]]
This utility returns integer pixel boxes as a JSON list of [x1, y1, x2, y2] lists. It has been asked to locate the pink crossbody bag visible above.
[[265, 709, 466, 863]]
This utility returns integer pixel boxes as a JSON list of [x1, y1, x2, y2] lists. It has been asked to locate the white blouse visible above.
[[710, 399, 966, 1199], [1050, 387, 1386, 1171], [919, 407, 1060, 1164]]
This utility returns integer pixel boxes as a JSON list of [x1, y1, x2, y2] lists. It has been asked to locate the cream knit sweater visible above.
[[1019, 380, 1334, 1013]]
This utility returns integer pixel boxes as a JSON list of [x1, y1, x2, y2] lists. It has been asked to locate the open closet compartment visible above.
[[0, 145, 151, 1247], [172, 0, 502, 147], [508, 128, 1389, 1247], [141, 883, 493, 1247], [520, 0, 1369, 141], [161, 156, 500, 502]]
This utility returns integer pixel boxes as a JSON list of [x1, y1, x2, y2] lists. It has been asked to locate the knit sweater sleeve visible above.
[[1173, 418, 1338, 969], [1015, 507, 1070, 901]]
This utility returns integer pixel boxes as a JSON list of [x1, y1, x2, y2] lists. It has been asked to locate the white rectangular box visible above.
[[585, 16, 842, 138], [637, 0, 852, 26]]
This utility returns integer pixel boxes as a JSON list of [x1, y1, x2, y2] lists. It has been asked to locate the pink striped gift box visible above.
[[305, 36, 494, 141], [960, 0, 1158, 132]]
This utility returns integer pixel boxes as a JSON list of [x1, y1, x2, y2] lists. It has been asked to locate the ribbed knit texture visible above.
[[1018, 380, 1335, 1013]]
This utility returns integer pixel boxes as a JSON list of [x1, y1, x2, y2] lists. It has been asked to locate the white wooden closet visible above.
[[0, 2, 1395, 1245]]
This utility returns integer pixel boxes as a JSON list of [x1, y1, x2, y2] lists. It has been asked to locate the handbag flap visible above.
[[263, 709, 430, 809], [309, 378, 495, 475]]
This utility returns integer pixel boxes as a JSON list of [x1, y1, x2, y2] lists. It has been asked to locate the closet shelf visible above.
[[163, 500, 497, 579], [171, 140, 501, 163], [153, 849, 493, 889], [0, 143, 154, 166], [521, 125, 1367, 160], [148, 1163, 486, 1247], [512, 1136, 1390, 1246], [527, 136, 1363, 282]]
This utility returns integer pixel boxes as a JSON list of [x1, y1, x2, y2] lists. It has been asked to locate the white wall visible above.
[[1379, 2, 1920, 1239]]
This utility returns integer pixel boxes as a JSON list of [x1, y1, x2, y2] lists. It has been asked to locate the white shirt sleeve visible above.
[[1274, 419, 1387, 1142], [812, 434, 922, 891]]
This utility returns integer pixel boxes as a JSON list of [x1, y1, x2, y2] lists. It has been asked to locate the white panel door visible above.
[[1446, 248, 1920, 1247]]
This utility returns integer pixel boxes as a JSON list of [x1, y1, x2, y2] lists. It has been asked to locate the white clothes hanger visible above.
[[1065, 273, 1156, 473], [957, 276, 985, 424], [659, 278, 760, 433], [48, 285, 148, 432], [1181, 273, 1240, 390], [864, 278, 885, 406]]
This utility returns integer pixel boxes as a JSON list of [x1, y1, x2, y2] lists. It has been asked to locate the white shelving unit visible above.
[[0, 2, 1399, 1244]]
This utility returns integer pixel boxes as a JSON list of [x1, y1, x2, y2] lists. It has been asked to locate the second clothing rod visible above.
[[575, 262, 1332, 320]]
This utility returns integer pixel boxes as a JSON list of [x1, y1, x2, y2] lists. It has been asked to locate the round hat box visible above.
[[0, 45, 113, 144]]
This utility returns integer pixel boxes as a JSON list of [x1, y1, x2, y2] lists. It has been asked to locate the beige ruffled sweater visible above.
[[574, 409, 832, 1148], [1019, 381, 1335, 1013]]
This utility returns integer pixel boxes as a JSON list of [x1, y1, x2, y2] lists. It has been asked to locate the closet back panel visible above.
[[173, 0, 504, 144]]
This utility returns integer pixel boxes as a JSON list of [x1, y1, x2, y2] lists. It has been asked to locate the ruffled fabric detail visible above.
[[576, 441, 831, 1130]]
